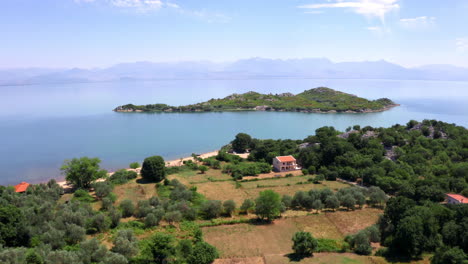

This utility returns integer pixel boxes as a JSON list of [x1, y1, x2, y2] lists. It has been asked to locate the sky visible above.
[[1, 0, 468, 68]]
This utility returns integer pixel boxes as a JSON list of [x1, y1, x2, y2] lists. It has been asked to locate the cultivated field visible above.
[[168, 169, 350, 204], [202, 208, 382, 259]]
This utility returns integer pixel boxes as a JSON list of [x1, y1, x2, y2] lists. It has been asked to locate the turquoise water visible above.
[[0, 79, 467, 185]]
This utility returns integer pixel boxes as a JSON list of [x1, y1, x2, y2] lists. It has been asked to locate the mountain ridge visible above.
[[2, 58, 468, 85]]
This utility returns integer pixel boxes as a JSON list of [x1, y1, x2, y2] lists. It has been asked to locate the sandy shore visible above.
[[56, 150, 219, 190]]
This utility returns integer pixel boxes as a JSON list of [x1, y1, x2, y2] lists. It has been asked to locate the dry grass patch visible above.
[[113, 178, 157, 204], [195, 181, 248, 204], [214, 257, 266, 264], [264, 253, 385, 264], [203, 209, 383, 259], [324, 208, 383, 236]]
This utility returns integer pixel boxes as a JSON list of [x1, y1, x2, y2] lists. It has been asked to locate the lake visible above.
[[0, 79, 467, 185]]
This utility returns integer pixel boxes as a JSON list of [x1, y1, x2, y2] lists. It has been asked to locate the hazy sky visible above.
[[1, 0, 468, 68]]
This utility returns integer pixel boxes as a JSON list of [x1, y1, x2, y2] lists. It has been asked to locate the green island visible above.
[[114, 87, 398, 114], [1, 119, 467, 264]]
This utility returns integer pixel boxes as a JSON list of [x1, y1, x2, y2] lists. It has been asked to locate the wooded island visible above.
[[114, 87, 398, 114]]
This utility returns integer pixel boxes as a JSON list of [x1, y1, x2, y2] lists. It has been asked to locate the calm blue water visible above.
[[0, 79, 467, 185]]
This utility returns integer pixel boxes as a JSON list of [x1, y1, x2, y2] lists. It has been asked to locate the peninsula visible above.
[[114, 87, 398, 113]]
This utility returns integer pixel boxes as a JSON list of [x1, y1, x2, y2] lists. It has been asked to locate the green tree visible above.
[[431, 246, 467, 264], [129, 162, 140, 169], [325, 195, 340, 211], [255, 190, 282, 221], [341, 194, 356, 210], [292, 231, 318, 256], [223, 200, 236, 216], [141, 156, 166, 182], [0, 205, 28, 247], [187, 241, 219, 264], [232, 133, 252, 153], [93, 182, 113, 200], [200, 200, 222, 219], [240, 199, 255, 214], [199, 165, 208, 174], [25, 249, 44, 264], [140, 233, 176, 264], [61, 157, 107, 188], [111, 229, 139, 259], [119, 199, 135, 218]]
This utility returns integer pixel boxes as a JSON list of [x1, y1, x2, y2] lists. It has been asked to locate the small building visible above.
[[14, 182, 30, 193], [446, 193, 468, 204], [273, 156, 299, 172]]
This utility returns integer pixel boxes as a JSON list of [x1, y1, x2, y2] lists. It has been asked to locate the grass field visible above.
[[203, 208, 382, 258], [167, 168, 350, 204]]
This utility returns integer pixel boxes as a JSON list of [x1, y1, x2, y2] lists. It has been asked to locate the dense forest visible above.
[[114, 87, 397, 113]]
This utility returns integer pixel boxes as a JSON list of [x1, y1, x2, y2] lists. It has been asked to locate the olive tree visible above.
[[292, 231, 318, 256]]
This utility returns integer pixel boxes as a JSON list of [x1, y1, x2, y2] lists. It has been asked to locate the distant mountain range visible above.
[[2, 58, 468, 85]]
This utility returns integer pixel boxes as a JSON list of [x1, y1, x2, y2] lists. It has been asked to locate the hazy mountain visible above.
[[1, 58, 467, 85]]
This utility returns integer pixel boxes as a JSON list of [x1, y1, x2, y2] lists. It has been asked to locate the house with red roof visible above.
[[446, 193, 468, 204], [273, 155, 300, 172], [14, 182, 30, 193]]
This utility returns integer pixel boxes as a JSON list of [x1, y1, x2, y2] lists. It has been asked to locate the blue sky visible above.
[[1, 0, 468, 68]]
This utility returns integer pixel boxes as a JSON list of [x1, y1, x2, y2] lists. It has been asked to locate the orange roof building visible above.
[[14, 182, 30, 193], [446, 193, 468, 204], [273, 155, 300, 172]]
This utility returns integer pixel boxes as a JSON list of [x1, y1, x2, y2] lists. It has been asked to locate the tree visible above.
[[25, 249, 44, 264], [240, 199, 255, 214], [119, 199, 135, 218], [431, 246, 467, 264], [198, 165, 208, 174], [312, 200, 323, 213], [112, 229, 139, 259], [61, 157, 107, 188], [141, 233, 176, 264], [292, 231, 318, 256], [255, 190, 282, 221], [145, 213, 161, 228], [200, 200, 222, 219], [223, 200, 236, 216], [164, 211, 182, 225], [341, 194, 356, 210], [232, 133, 252, 153], [141, 156, 166, 182], [325, 195, 340, 211], [352, 231, 372, 255], [0, 205, 28, 247], [187, 242, 219, 264], [129, 162, 140, 169], [93, 182, 113, 200]]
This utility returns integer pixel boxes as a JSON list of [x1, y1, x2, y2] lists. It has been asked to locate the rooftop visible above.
[[276, 155, 296, 162], [446, 193, 468, 203], [14, 182, 30, 193]]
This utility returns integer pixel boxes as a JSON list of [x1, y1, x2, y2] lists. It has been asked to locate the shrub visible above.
[[109, 169, 137, 185], [119, 199, 135, 218], [240, 199, 255, 214], [129, 162, 140, 169], [223, 200, 236, 216], [292, 231, 318, 256], [73, 189, 94, 203], [187, 241, 219, 264], [201, 200, 222, 219], [92, 182, 113, 200]]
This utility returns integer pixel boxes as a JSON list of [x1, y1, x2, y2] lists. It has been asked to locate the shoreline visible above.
[[55, 150, 220, 190], [114, 104, 400, 114]]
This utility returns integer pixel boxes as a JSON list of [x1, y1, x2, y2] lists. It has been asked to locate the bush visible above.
[[201, 200, 222, 219], [92, 182, 113, 200], [129, 162, 140, 169], [223, 200, 236, 216], [292, 231, 318, 256], [119, 199, 135, 218], [73, 189, 94, 203], [141, 155, 166, 182], [109, 169, 137, 185], [240, 199, 255, 214], [187, 241, 219, 264]]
